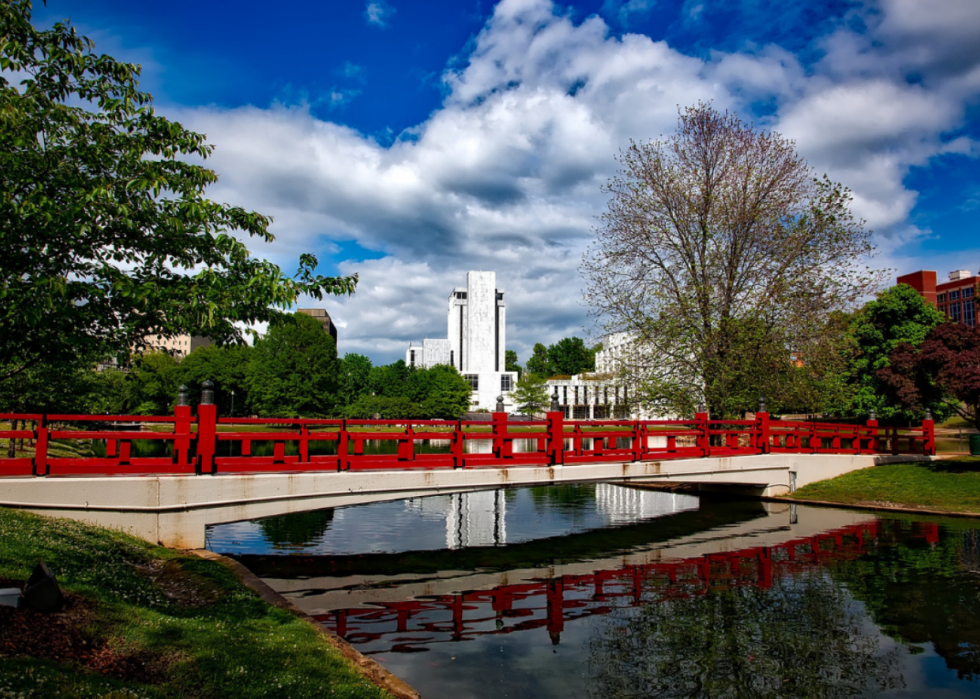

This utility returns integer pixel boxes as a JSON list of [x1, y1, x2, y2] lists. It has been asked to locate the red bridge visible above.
[[0, 400, 935, 478], [0, 389, 938, 548]]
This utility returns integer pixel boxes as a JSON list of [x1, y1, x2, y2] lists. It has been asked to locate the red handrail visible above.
[[0, 407, 936, 477]]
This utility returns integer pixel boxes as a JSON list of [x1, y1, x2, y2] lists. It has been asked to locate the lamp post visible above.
[[230, 390, 235, 417]]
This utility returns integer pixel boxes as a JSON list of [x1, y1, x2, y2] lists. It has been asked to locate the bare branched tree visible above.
[[583, 103, 884, 418]]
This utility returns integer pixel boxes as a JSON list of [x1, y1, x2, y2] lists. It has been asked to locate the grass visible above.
[[789, 457, 980, 514], [0, 508, 392, 699]]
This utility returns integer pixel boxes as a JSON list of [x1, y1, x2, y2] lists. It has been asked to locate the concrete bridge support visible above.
[[0, 453, 932, 548]]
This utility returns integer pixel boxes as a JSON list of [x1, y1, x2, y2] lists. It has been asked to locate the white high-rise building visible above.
[[407, 271, 518, 412]]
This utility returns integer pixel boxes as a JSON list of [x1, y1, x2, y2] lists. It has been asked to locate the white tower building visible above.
[[407, 271, 517, 412]]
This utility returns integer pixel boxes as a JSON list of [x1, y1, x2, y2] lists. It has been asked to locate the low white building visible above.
[[407, 271, 518, 412]]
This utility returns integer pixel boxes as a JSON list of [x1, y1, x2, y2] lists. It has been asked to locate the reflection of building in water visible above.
[[448, 490, 506, 549], [405, 490, 506, 549], [594, 484, 698, 526], [405, 485, 696, 551]]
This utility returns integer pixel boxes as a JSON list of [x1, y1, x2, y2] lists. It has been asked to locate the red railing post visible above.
[[695, 412, 709, 457], [756, 410, 770, 454], [923, 412, 936, 456], [632, 421, 646, 461], [338, 419, 350, 471], [34, 414, 48, 476], [547, 411, 564, 466], [196, 381, 218, 474], [299, 424, 310, 464], [492, 411, 506, 460], [399, 424, 415, 461], [866, 416, 878, 453], [173, 398, 193, 471], [452, 420, 464, 469]]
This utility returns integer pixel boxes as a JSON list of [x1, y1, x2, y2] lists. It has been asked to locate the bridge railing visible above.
[[0, 393, 936, 477]]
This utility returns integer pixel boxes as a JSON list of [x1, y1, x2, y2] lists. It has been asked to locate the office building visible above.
[[407, 271, 518, 411], [898, 268, 978, 327]]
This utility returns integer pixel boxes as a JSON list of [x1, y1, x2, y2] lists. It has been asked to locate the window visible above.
[[949, 290, 961, 301], [464, 374, 479, 390], [965, 300, 976, 327], [500, 375, 513, 392], [409, 350, 415, 366], [950, 302, 961, 322], [938, 293, 946, 303], [965, 287, 975, 298]]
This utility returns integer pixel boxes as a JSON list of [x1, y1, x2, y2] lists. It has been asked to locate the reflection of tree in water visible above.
[[587, 570, 903, 698], [259, 509, 335, 548], [829, 523, 980, 680], [529, 484, 596, 519], [963, 529, 980, 574]]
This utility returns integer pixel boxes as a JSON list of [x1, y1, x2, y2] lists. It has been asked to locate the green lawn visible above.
[[789, 458, 980, 514], [0, 508, 391, 699]]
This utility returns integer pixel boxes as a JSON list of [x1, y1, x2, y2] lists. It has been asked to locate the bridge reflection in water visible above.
[[316, 518, 939, 652]]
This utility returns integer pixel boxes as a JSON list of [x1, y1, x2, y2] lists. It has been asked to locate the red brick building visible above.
[[897, 269, 978, 327]]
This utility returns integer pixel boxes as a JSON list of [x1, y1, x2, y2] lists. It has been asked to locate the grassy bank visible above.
[[0, 508, 391, 699], [789, 458, 980, 514]]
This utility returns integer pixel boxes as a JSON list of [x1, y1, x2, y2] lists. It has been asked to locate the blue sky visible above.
[[34, 0, 980, 362]]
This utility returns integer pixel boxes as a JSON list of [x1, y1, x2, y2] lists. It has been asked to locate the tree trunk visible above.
[[6, 419, 18, 458]]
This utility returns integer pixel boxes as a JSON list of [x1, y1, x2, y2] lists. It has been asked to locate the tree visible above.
[[525, 343, 554, 378], [843, 284, 948, 422], [549, 337, 597, 376], [247, 314, 339, 417], [505, 350, 523, 379], [337, 353, 373, 407], [125, 351, 180, 415], [878, 322, 980, 431], [418, 365, 472, 419], [368, 360, 412, 398], [583, 103, 882, 418], [176, 344, 253, 416], [512, 374, 550, 416], [0, 2, 356, 386]]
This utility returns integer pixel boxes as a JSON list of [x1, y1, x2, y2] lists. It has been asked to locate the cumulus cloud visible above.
[[177, 0, 980, 362], [364, 1, 396, 28]]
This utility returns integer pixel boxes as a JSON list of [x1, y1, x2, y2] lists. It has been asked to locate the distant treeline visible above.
[[0, 313, 473, 419]]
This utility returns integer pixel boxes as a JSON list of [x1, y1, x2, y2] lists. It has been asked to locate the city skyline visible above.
[[36, 0, 980, 363]]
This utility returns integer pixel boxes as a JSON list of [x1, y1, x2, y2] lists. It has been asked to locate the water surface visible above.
[[209, 488, 980, 699]]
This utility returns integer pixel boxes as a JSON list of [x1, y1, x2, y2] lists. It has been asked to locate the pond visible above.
[[207, 488, 980, 699]]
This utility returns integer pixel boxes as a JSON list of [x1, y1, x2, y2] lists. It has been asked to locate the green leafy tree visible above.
[[84, 367, 130, 415], [125, 351, 180, 415], [0, 355, 94, 415], [418, 365, 473, 419], [176, 345, 253, 416], [549, 337, 597, 376], [701, 315, 853, 418], [512, 374, 550, 416], [842, 284, 947, 422], [583, 102, 883, 418], [247, 314, 339, 417], [337, 353, 373, 407], [0, 2, 356, 386], [368, 360, 412, 398], [525, 343, 554, 378], [505, 349, 523, 379]]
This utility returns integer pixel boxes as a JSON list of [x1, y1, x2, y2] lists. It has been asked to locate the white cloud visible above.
[[173, 0, 980, 363], [364, 1, 396, 28]]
